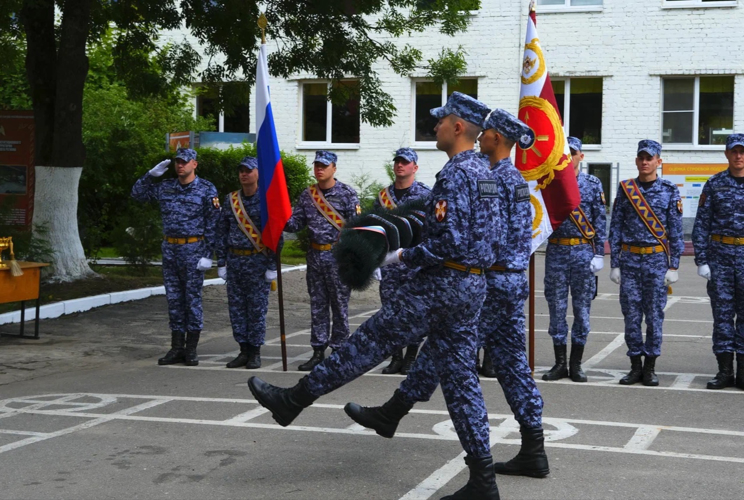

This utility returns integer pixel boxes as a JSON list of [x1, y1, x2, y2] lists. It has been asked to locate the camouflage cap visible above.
[[482, 108, 531, 143], [175, 148, 197, 162], [238, 156, 258, 170], [726, 133, 744, 150], [314, 150, 338, 166], [393, 147, 418, 164], [430, 91, 490, 127], [567, 136, 583, 153], [637, 140, 662, 157]]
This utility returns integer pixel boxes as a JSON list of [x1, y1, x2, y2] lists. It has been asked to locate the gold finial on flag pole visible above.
[[529, 0, 536, 12], [258, 13, 267, 44]]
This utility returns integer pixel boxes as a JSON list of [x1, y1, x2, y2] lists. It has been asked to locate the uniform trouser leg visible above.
[[161, 243, 185, 333], [544, 245, 570, 346], [226, 254, 270, 346], [162, 242, 205, 333], [569, 246, 594, 346], [620, 255, 646, 357], [306, 251, 330, 348], [324, 255, 351, 349], [486, 273, 543, 429], [709, 246, 744, 355], [640, 254, 668, 357]]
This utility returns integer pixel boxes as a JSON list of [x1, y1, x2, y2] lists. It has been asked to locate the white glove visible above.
[[590, 255, 605, 274], [664, 269, 679, 286], [610, 268, 621, 285], [265, 269, 277, 282], [372, 268, 382, 281], [697, 264, 711, 281], [196, 257, 212, 271], [149, 159, 170, 177], [381, 249, 402, 267], [218, 266, 227, 280]]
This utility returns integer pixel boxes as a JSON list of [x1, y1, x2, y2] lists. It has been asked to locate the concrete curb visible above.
[[0, 265, 308, 326]]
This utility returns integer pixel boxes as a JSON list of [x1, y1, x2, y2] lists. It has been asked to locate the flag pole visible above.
[[529, 253, 535, 373], [275, 250, 288, 371]]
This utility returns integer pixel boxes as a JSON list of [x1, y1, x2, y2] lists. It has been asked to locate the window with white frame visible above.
[[196, 83, 252, 133], [662, 76, 734, 146], [552, 78, 603, 146], [301, 80, 360, 144], [537, 0, 603, 7], [663, 0, 737, 8], [414, 79, 478, 142]]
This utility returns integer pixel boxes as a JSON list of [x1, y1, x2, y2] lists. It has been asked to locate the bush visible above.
[[110, 202, 163, 274]]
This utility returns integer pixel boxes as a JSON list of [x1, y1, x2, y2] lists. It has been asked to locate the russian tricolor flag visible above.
[[256, 42, 291, 251]]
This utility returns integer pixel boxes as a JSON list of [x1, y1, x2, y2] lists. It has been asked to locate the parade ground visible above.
[[0, 255, 742, 500]]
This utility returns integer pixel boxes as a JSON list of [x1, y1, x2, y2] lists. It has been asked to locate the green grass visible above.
[[91, 243, 306, 265]]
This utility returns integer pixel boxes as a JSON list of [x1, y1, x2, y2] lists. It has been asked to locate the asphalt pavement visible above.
[[0, 256, 742, 500]]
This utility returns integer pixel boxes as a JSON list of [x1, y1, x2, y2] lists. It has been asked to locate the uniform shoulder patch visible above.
[[212, 197, 221, 209], [435, 200, 448, 222], [515, 183, 530, 203], [698, 193, 707, 208], [600, 191, 606, 205], [478, 179, 500, 198], [356, 204, 361, 215], [677, 199, 683, 214]]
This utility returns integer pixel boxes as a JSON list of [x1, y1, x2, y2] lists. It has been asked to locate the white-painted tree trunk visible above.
[[32, 166, 95, 281]]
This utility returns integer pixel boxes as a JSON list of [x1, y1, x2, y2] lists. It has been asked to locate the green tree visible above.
[[0, 0, 478, 281]]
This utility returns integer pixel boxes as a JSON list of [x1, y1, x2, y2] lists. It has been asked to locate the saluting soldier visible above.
[[215, 157, 279, 370], [692, 133, 744, 390], [375, 147, 431, 375], [543, 137, 607, 383], [131, 148, 220, 366], [283, 150, 360, 371], [608, 140, 684, 386], [249, 92, 503, 499]]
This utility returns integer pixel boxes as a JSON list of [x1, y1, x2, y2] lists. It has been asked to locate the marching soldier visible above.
[[344, 108, 550, 479], [608, 140, 684, 386], [543, 137, 607, 382], [284, 150, 360, 371], [131, 148, 220, 366], [692, 133, 744, 390], [216, 157, 279, 369], [248, 92, 503, 499], [375, 147, 431, 375]]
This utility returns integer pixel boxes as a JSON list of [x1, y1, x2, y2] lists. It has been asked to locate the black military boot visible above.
[[382, 349, 404, 374], [184, 331, 200, 366], [441, 455, 500, 500], [737, 354, 744, 390], [569, 344, 587, 383], [480, 349, 497, 378], [399, 344, 419, 375], [542, 345, 568, 381], [619, 355, 643, 385], [246, 345, 261, 369], [247, 376, 317, 427], [344, 390, 414, 438], [706, 352, 734, 390], [226, 342, 250, 368], [158, 331, 185, 365], [642, 356, 659, 386], [493, 426, 550, 478], [298, 346, 325, 371]]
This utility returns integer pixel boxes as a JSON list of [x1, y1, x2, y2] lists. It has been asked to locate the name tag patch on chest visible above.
[[478, 180, 499, 198], [515, 183, 531, 203]]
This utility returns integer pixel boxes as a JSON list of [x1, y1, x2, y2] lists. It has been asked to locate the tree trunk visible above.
[[32, 167, 94, 281], [22, 0, 94, 280]]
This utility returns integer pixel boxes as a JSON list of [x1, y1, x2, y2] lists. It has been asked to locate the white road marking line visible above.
[[0, 429, 47, 437], [399, 451, 467, 500], [583, 333, 626, 368], [535, 314, 714, 324], [670, 373, 698, 389], [664, 296, 681, 311], [624, 425, 662, 451], [224, 407, 270, 423]]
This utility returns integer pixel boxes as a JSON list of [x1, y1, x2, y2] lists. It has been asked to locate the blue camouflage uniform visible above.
[[397, 108, 544, 429], [692, 134, 744, 356], [609, 141, 684, 357], [545, 138, 607, 347], [131, 148, 220, 334], [284, 150, 360, 350], [302, 92, 500, 458], [216, 157, 278, 347]]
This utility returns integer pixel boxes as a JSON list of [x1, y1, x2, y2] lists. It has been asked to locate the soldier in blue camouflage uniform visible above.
[[543, 137, 607, 383], [283, 150, 360, 371], [692, 133, 744, 390], [346, 108, 550, 480], [249, 92, 502, 500], [609, 140, 684, 386], [376, 147, 432, 375], [215, 157, 279, 370], [131, 148, 220, 366]]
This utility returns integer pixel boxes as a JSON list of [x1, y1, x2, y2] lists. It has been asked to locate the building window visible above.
[[537, 0, 603, 7], [196, 83, 251, 133], [414, 79, 478, 142], [552, 78, 603, 146], [301, 80, 360, 144], [663, 0, 737, 8], [662, 76, 734, 146]]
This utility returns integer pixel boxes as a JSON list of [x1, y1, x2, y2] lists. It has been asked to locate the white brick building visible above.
[[180, 0, 744, 207]]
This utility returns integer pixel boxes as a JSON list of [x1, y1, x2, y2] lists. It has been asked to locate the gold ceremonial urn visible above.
[[0, 236, 23, 276]]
